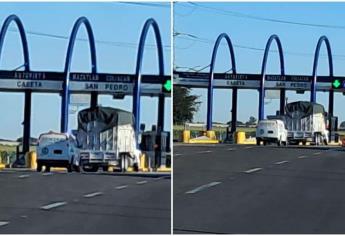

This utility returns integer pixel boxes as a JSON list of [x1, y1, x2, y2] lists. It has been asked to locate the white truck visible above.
[[74, 106, 140, 172], [256, 119, 288, 146], [268, 101, 329, 145], [36, 131, 80, 172]]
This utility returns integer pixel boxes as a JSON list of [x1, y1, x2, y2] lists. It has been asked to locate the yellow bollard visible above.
[[139, 153, 148, 172], [183, 130, 191, 143], [235, 131, 246, 144], [206, 130, 216, 140], [26, 151, 37, 170]]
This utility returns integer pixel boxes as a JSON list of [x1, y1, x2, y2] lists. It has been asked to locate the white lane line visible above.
[[137, 180, 148, 185], [313, 152, 321, 155], [116, 185, 128, 190], [298, 155, 307, 159], [244, 168, 263, 174], [83, 192, 103, 198], [244, 146, 254, 149], [227, 148, 236, 151], [175, 154, 182, 156], [197, 150, 212, 154], [186, 182, 221, 194], [18, 174, 30, 179], [40, 201, 67, 210], [42, 173, 53, 176], [275, 160, 289, 165], [0, 221, 9, 227]]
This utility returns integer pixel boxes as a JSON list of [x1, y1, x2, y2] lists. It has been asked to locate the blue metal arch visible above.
[[310, 36, 333, 102], [207, 33, 236, 131], [61, 16, 97, 133], [133, 18, 164, 134], [259, 34, 285, 121], [0, 15, 31, 156]]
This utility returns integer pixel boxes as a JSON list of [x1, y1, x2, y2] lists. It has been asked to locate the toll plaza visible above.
[[174, 33, 342, 145], [0, 14, 171, 172]]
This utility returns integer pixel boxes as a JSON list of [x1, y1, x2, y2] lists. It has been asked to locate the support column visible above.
[[328, 90, 334, 140], [157, 94, 165, 131], [280, 88, 285, 115], [22, 91, 31, 155], [90, 92, 98, 109], [231, 88, 237, 133]]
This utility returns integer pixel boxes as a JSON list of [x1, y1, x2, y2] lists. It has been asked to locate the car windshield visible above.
[[39, 134, 67, 146]]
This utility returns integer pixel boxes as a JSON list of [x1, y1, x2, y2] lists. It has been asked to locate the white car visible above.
[[36, 131, 80, 172], [256, 119, 288, 146]]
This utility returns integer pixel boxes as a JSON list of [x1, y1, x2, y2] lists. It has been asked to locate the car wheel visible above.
[[45, 165, 51, 172], [256, 138, 261, 146]]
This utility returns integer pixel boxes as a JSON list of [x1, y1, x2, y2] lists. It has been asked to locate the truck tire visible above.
[[67, 164, 72, 173], [263, 141, 267, 146], [302, 141, 307, 145], [277, 138, 282, 146], [73, 165, 81, 173], [256, 138, 261, 146]]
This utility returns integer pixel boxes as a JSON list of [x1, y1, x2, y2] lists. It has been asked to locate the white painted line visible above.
[[313, 152, 321, 155], [186, 182, 221, 194], [137, 180, 148, 185], [227, 148, 236, 151], [244, 168, 263, 174], [175, 154, 182, 156], [298, 155, 307, 159], [40, 201, 67, 210], [244, 146, 254, 149], [197, 150, 212, 154], [83, 192, 103, 198], [0, 221, 9, 227], [275, 160, 289, 165], [116, 185, 128, 190], [42, 173, 53, 176], [18, 174, 30, 179]]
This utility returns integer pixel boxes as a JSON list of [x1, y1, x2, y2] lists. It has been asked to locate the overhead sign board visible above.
[[0, 70, 171, 96], [174, 71, 342, 92]]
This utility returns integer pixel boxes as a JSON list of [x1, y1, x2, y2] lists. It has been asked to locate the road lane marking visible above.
[[175, 154, 182, 156], [197, 150, 212, 154], [186, 182, 221, 194], [244, 168, 262, 174], [42, 173, 53, 176], [0, 221, 9, 227], [40, 202, 67, 210], [116, 185, 128, 190], [18, 174, 30, 179], [298, 155, 307, 159], [244, 146, 255, 149], [137, 181, 148, 185], [313, 152, 321, 155], [275, 160, 289, 165], [227, 148, 236, 151], [83, 192, 103, 198]]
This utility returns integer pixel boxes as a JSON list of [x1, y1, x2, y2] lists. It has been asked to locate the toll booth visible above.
[[140, 125, 170, 170]]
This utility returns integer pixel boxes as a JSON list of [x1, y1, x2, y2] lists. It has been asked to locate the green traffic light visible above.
[[333, 79, 341, 89], [163, 79, 171, 92]]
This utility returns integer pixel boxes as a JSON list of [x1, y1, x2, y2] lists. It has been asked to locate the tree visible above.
[[245, 116, 257, 126], [173, 86, 201, 124]]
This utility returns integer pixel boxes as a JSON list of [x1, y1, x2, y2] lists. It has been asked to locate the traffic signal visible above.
[[163, 79, 171, 93], [332, 79, 342, 89]]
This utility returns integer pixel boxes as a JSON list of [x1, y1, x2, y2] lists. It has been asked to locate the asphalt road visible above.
[[174, 143, 345, 234], [0, 170, 170, 234]]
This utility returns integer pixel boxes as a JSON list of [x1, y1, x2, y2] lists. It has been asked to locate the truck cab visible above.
[[256, 119, 288, 146], [36, 131, 79, 172]]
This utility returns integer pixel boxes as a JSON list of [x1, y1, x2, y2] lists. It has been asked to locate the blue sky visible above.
[[0, 2, 171, 140], [174, 2, 345, 124]]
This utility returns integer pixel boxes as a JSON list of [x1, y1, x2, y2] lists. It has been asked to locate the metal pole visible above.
[[61, 17, 97, 133], [259, 35, 285, 121], [207, 33, 236, 131]]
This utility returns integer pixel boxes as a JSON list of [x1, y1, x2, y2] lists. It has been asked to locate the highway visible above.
[[174, 143, 345, 234], [0, 170, 170, 234]]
